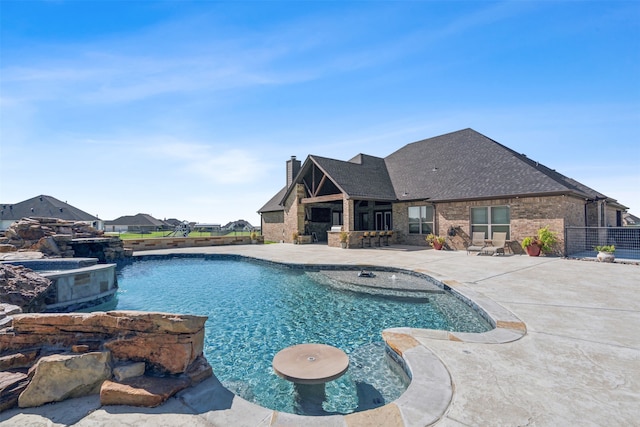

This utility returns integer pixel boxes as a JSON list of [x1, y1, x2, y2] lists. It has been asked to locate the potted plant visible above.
[[426, 233, 446, 250], [339, 231, 349, 249], [292, 231, 299, 244], [594, 245, 615, 263], [250, 231, 258, 244], [521, 236, 542, 256], [521, 226, 557, 256]]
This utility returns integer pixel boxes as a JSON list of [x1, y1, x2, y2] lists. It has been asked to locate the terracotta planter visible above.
[[597, 251, 615, 263], [432, 241, 443, 250], [525, 244, 541, 257]]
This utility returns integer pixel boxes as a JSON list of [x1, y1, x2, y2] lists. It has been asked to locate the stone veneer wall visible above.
[[282, 184, 305, 243], [123, 235, 261, 251], [0, 309, 212, 412]]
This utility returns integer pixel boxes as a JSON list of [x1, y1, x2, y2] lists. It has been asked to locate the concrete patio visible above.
[[1, 243, 638, 426]]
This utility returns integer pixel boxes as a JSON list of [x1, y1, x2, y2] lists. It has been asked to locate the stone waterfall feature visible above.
[[0, 310, 212, 412], [1, 217, 130, 262]]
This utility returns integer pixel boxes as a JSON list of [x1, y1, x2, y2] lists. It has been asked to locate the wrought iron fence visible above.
[[565, 226, 640, 261]]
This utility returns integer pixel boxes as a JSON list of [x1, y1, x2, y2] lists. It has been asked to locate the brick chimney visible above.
[[286, 156, 301, 187]]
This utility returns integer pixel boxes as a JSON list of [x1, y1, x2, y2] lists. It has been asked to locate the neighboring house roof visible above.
[[0, 195, 99, 222], [223, 219, 254, 230], [262, 128, 627, 212], [104, 213, 167, 227], [164, 218, 185, 226], [623, 212, 640, 226]]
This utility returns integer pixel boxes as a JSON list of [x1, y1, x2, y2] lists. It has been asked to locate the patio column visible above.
[[343, 196, 354, 232]]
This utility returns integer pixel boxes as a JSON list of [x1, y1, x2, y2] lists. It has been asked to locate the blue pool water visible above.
[[115, 257, 491, 415]]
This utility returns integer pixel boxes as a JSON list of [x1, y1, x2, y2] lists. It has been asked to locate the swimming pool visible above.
[[115, 255, 491, 415]]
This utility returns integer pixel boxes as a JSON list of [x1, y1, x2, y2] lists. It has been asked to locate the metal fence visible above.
[[565, 226, 640, 261]]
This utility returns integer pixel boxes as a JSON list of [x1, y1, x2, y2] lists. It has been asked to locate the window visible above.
[[408, 206, 433, 234], [471, 206, 510, 239], [359, 212, 369, 230], [332, 211, 343, 226]]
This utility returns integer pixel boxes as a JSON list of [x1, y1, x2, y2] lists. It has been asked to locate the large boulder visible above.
[[2, 312, 207, 375], [18, 351, 112, 408], [112, 362, 146, 382], [0, 372, 29, 412], [100, 376, 190, 407], [0, 245, 17, 253], [0, 311, 211, 412], [0, 264, 53, 312]]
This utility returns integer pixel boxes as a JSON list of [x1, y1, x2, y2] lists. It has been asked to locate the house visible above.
[[104, 213, 168, 234], [222, 220, 255, 233], [623, 212, 639, 227], [258, 128, 628, 253], [193, 223, 222, 234], [0, 195, 102, 231]]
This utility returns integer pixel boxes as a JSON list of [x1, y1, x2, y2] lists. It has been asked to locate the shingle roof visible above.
[[105, 213, 166, 227], [310, 154, 396, 200], [261, 128, 626, 211], [0, 195, 99, 222], [258, 186, 288, 213], [384, 128, 617, 202]]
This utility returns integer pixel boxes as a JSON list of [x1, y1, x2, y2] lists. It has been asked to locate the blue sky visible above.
[[1, 1, 638, 225]]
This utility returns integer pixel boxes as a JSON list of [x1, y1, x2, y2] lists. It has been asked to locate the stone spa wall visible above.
[[0, 308, 212, 412]]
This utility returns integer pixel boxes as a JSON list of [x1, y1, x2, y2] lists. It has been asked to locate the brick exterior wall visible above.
[[261, 211, 284, 242], [390, 195, 591, 255], [605, 205, 619, 227]]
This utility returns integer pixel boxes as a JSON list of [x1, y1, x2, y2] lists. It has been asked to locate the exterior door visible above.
[[375, 211, 392, 230]]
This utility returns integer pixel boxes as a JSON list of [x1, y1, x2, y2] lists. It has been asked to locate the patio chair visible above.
[[466, 232, 487, 255], [481, 232, 507, 256]]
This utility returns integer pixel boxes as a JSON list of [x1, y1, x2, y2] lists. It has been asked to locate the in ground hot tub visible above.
[[1, 258, 118, 312]]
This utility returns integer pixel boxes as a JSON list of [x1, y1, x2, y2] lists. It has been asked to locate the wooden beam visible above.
[[302, 179, 312, 198], [301, 194, 344, 204], [315, 174, 328, 197]]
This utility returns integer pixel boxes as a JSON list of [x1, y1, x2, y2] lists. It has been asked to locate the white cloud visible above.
[[150, 142, 265, 184]]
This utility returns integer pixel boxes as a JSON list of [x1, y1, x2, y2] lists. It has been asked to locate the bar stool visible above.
[[370, 231, 379, 247], [362, 231, 371, 247]]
